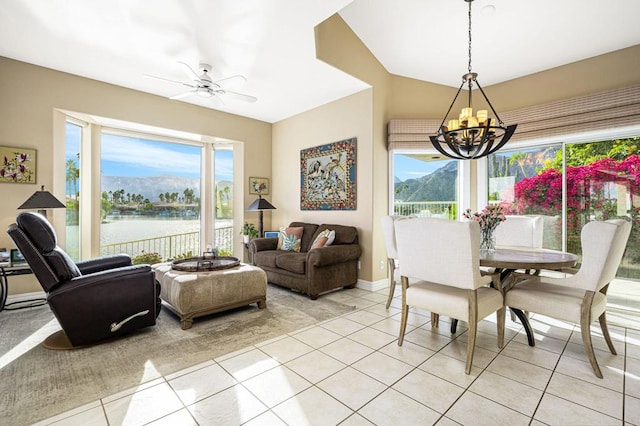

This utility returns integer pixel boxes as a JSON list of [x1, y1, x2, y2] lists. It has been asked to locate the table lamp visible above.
[[18, 185, 66, 219], [247, 195, 276, 238]]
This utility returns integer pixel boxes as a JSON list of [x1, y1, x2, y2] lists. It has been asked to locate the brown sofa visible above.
[[249, 222, 361, 299]]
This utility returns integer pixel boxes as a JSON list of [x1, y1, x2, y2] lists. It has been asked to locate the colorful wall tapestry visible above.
[[300, 137, 356, 210]]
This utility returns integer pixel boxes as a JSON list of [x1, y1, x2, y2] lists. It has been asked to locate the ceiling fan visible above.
[[145, 61, 257, 104]]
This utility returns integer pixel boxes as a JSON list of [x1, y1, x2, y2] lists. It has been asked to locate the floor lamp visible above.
[[247, 195, 276, 238]]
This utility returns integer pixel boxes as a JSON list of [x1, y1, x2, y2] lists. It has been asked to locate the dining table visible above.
[[481, 246, 578, 346], [451, 246, 579, 346]]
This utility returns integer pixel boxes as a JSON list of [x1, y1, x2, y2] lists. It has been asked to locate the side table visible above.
[[0, 265, 46, 311]]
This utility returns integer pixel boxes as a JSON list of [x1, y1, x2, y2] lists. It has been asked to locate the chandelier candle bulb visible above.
[[448, 119, 459, 131], [477, 110, 488, 124], [461, 107, 473, 121]]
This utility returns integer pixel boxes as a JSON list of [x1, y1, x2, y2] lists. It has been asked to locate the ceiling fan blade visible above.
[[177, 61, 201, 81], [170, 91, 196, 100], [223, 90, 258, 103], [214, 74, 247, 85], [144, 74, 196, 88]]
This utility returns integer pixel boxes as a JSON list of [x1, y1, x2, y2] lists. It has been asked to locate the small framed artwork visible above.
[[0, 146, 36, 184], [264, 231, 279, 239], [249, 177, 269, 195]]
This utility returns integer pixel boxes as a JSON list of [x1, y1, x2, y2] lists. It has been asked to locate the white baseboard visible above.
[[356, 278, 389, 292]]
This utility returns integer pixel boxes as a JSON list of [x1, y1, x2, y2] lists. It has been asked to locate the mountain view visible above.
[[102, 175, 232, 202], [394, 147, 559, 202]]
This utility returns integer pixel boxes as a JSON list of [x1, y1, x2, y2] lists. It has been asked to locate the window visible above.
[[486, 144, 563, 249], [486, 137, 639, 280], [99, 132, 202, 262], [65, 121, 82, 261], [391, 152, 460, 219], [60, 112, 242, 263], [214, 148, 234, 255]]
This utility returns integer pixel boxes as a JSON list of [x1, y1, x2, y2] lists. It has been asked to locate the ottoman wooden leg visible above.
[[257, 299, 267, 309], [181, 318, 194, 330]]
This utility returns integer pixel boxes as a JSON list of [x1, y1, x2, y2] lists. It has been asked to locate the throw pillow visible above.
[[277, 226, 304, 252], [311, 229, 336, 249]]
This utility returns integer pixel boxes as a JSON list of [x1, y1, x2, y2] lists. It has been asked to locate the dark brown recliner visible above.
[[7, 212, 160, 349]]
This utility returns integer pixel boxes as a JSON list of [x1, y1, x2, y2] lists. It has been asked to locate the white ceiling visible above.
[[1, 0, 639, 124]]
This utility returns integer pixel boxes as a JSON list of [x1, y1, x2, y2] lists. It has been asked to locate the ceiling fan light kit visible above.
[[429, 0, 517, 160], [145, 61, 257, 104]]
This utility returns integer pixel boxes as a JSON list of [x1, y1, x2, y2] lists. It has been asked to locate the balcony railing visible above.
[[394, 201, 456, 219], [100, 226, 234, 261]]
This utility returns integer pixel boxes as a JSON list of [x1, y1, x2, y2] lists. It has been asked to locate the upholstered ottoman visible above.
[[152, 263, 267, 330]]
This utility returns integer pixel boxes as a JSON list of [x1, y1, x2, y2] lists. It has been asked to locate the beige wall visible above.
[[0, 56, 271, 295], [272, 90, 374, 281]]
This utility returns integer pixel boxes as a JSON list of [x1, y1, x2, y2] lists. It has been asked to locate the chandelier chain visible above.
[[468, 0, 472, 73]]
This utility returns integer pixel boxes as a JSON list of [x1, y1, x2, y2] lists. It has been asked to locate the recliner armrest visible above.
[[307, 244, 362, 267], [75, 254, 133, 275]]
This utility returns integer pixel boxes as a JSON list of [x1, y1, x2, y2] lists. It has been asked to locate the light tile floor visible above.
[[34, 287, 640, 425]]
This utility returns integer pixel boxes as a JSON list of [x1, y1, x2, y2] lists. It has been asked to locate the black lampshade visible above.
[[247, 196, 276, 211], [247, 195, 276, 238], [18, 185, 65, 217]]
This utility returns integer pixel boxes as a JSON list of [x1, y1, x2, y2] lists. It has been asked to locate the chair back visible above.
[[381, 215, 417, 260], [599, 219, 632, 290], [494, 215, 543, 248], [7, 212, 81, 292], [576, 219, 632, 292], [395, 218, 485, 290]]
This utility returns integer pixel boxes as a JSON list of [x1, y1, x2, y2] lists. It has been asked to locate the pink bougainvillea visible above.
[[507, 154, 640, 266]]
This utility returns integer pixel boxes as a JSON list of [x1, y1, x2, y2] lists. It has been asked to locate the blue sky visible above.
[[65, 123, 234, 181], [394, 154, 449, 182]]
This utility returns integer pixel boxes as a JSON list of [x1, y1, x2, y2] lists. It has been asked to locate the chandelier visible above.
[[429, 0, 517, 160]]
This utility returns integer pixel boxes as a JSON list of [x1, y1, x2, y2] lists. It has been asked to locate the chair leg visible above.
[[497, 307, 505, 349], [581, 291, 603, 379], [385, 260, 396, 309], [398, 276, 409, 346], [431, 313, 439, 327], [598, 284, 616, 355], [465, 290, 478, 375], [599, 312, 617, 355]]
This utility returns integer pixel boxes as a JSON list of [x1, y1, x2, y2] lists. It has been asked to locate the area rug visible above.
[[0, 285, 355, 425]]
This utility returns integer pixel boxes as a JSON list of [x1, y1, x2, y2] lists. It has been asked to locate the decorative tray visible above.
[[171, 255, 240, 272]]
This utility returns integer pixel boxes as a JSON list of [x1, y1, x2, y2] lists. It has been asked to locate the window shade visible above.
[[388, 84, 640, 151]]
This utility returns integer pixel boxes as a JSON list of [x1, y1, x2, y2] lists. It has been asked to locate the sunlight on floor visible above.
[[0, 319, 59, 370]]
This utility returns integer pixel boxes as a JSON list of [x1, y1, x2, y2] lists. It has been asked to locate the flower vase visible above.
[[480, 228, 496, 253]]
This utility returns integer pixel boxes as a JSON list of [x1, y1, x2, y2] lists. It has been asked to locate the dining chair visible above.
[[395, 218, 505, 374], [494, 215, 543, 248], [381, 215, 403, 309], [505, 219, 632, 378]]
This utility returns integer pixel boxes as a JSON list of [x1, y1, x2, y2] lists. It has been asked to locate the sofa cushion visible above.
[[253, 250, 279, 268], [277, 226, 304, 252], [314, 224, 358, 245], [289, 222, 319, 252], [275, 252, 306, 274], [311, 229, 336, 249]]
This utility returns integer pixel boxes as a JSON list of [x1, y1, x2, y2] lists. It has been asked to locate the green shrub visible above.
[[132, 251, 162, 265]]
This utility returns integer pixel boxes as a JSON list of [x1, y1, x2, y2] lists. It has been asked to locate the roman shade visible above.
[[388, 84, 640, 151]]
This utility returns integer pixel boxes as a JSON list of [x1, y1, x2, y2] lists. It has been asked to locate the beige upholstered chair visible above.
[[494, 215, 543, 248], [381, 215, 418, 308], [505, 219, 632, 378], [395, 218, 505, 374], [381, 215, 402, 308]]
